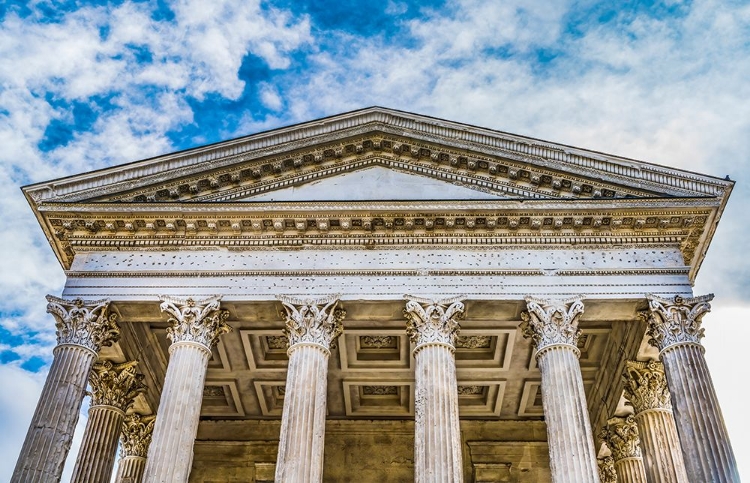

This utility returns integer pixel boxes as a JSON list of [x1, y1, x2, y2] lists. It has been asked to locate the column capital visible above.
[[597, 456, 617, 483], [600, 415, 642, 461], [88, 360, 147, 412], [520, 295, 584, 354], [622, 360, 672, 412], [46, 295, 120, 353], [645, 293, 713, 352], [278, 294, 345, 351], [403, 295, 465, 349], [159, 295, 232, 351], [120, 413, 156, 458]]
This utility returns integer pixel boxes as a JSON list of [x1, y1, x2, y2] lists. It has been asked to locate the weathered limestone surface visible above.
[[12, 296, 119, 483], [405, 295, 465, 483], [143, 295, 231, 483], [521, 295, 600, 483], [274, 295, 344, 483], [71, 360, 146, 483], [622, 360, 688, 483], [646, 294, 740, 483], [115, 414, 156, 483], [601, 416, 647, 483]]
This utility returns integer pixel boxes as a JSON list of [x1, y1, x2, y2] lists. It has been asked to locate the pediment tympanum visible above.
[[23, 107, 732, 280]]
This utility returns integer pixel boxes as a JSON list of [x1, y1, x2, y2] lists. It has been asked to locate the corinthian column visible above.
[[645, 294, 739, 482], [597, 456, 617, 483], [115, 413, 156, 483], [71, 360, 146, 483], [404, 295, 465, 483], [12, 296, 119, 483], [143, 295, 231, 483], [520, 295, 599, 483], [622, 360, 688, 483], [274, 295, 345, 483], [600, 416, 647, 483]]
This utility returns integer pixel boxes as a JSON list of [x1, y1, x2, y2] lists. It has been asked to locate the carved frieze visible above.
[[404, 295, 465, 349], [455, 335, 492, 349], [46, 295, 120, 353], [457, 385, 485, 396], [600, 415, 643, 461], [265, 335, 288, 350], [88, 360, 146, 411], [362, 386, 398, 396], [159, 295, 232, 351], [119, 413, 156, 458], [277, 294, 345, 350], [520, 295, 585, 353], [622, 360, 672, 412], [360, 335, 398, 349], [645, 294, 713, 351]]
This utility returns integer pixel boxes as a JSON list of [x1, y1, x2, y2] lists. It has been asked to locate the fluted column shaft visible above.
[[413, 343, 463, 483], [12, 344, 96, 482], [71, 405, 125, 482], [143, 342, 210, 482], [115, 456, 147, 483], [634, 409, 686, 483], [615, 458, 648, 483], [275, 343, 330, 482], [537, 345, 600, 482], [645, 294, 739, 482], [521, 296, 599, 483], [661, 344, 738, 482]]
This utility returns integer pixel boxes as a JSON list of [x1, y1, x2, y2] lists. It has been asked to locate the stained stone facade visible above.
[[14, 107, 739, 482]]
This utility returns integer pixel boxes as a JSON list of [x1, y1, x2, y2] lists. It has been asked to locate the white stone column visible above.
[[645, 294, 740, 483], [404, 295, 465, 483], [274, 295, 345, 483], [71, 360, 146, 483], [622, 360, 688, 483], [12, 296, 119, 483], [115, 413, 156, 483], [520, 295, 600, 483], [143, 295, 231, 483], [600, 416, 648, 483], [597, 456, 617, 483]]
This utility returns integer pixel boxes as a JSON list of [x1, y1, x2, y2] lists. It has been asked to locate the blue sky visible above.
[[1, 0, 749, 480]]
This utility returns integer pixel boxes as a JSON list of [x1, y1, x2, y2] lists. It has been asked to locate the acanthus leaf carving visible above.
[[87, 360, 146, 411], [600, 415, 643, 461], [597, 456, 617, 483], [159, 295, 232, 351], [645, 293, 713, 351], [46, 295, 120, 352], [622, 360, 672, 412], [119, 413, 156, 458], [277, 294, 345, 351], [403, 295, 465, 349], [520, 295, 584, 353]]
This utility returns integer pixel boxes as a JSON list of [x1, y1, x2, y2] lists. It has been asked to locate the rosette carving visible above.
[[601, 415, 642, 460], [622, 360, 672, 412], [277, 294, 345, 350], [645, 294, 713, 351], [119, 413, 156, 458], [404, 295, 465, 349], [597, 456, 617, 483], [46, 295, 120, 352], [159, 295, 231, 350], [520, 295, 584, 352], [88, 360, 147, 411]]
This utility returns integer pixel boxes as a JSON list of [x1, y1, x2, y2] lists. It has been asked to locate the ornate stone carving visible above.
[[645, 293, 713, 351], [622, 360, 672, 412], [88, 360, 146, 411], [362, 385, 398, 396], [360, 335, 397, 349], [46, 295, 120, 352], [119, 413, 156, 458], [266, 335, 288, 350], [403, 295, 465, 349], [601, 415, 642, 460], [457, 385, 484, 395], [597, 456, 617, 483], [202, 386, 225, 398], [520, 295, 584, 353], [277, 294, 345, 350], [159, 295, 232, 350], [455, 335, 492, 349]]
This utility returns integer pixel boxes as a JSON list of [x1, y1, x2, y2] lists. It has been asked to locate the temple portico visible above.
[[14, 108, 739, 482]]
